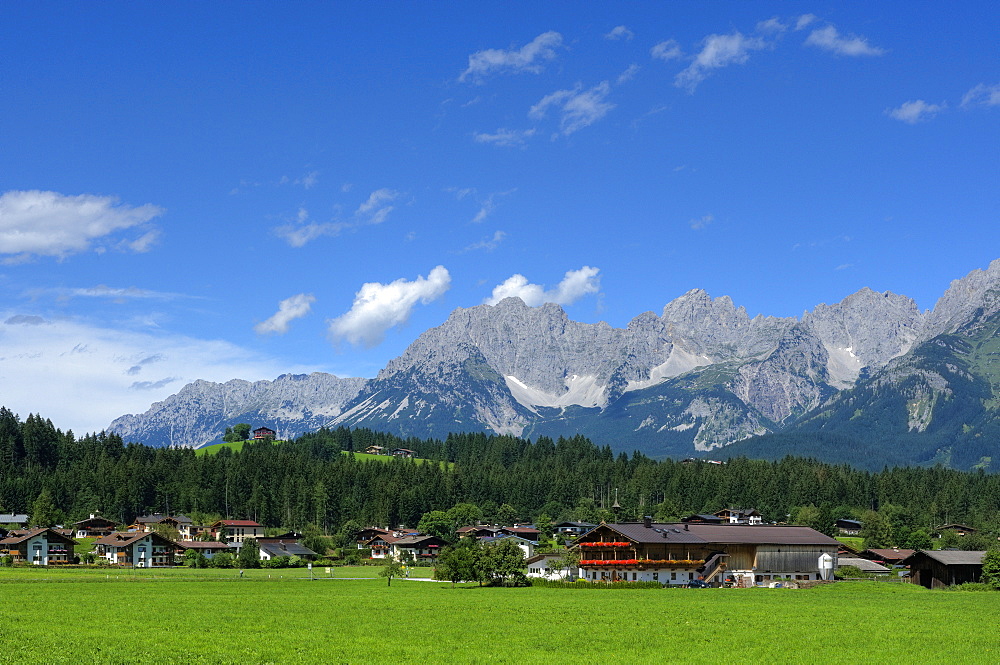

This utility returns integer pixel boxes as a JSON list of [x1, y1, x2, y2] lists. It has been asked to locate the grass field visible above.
[[0, 570, 997, 664], [195, 442, 445, 466]]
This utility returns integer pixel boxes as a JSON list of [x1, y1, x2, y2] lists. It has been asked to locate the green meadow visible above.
[[0, 570, 996, 664]]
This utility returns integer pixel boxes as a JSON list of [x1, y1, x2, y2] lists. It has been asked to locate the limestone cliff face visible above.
[[111, 259, 1000, 459], [108, 373, 366, 448]]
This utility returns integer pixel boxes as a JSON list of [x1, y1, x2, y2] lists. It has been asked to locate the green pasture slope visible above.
[[0, 571, 996, 663], [195, 441, 445, 466]]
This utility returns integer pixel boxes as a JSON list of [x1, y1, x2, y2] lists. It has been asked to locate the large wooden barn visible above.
[[573, 519, 840, 587]]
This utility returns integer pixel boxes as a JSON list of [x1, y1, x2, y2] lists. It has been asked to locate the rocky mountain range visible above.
[[109, 259, 1000, 470]]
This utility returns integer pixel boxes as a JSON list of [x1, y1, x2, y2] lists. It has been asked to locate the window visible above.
[[671, 572, 677, 580]]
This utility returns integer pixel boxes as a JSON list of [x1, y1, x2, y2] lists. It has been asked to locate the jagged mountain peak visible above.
[[924, 258, 1000, 338]]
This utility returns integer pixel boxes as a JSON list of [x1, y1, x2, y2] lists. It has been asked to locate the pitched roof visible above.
[[0, 514, 29, 524], [94, 531, 177, 547], [0, 527, 76, 546], [861, 548, 914, 561], [837, 557, 891, 573], [903, 550, 986, 566], [259, 541, 318, 558], [178, 541, 230, 550], [211, 520, 262, 528], [582, 522, 841, 547], [134, 513, 193, 525]]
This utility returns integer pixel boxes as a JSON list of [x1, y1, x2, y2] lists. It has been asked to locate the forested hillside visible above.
[[2, 406, 999, 549]]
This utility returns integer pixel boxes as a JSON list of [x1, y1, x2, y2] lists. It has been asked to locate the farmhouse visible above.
[[713, 508, 763, 525], [574, 519, 840, 586], [253, 426, 276, 440], [902, 550, 986, 589], [553, 521, 596, 537], [131, 513, 197, 539], [73, 514, 117, 538], [0, 513, 29, 528], [0, 527, 76, 565], [210, 520, 264, 544], [836, 519, 863, 536], [95, 531, 179, 567], [935, 523, 978, 538], [526, 552, 578, 581], [388, 534, 447, 563], [391, 448, 415, 458]]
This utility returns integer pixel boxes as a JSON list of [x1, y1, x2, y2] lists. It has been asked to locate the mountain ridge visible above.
[[108, 259, 1000, 469]]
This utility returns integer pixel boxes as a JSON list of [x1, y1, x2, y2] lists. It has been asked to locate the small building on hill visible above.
[[902, 550, 986, 589], [74, 514, 117, 538], [713, 508, 763, 525], [836, 519, 863, 536], [934, 524, 978, 538], [391, 448, 416, 458], [0, 514, 29, 528], [253, 426, 276, 440]]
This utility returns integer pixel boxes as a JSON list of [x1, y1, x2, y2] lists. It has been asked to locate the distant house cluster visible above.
[[0, 512, 318, 567], [362, 445, 416, 458]]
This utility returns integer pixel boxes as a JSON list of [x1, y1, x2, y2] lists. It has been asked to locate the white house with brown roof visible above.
[[210, 520, 264, 544], [94, 531, 179, 567], [0, 528, 76, 565]]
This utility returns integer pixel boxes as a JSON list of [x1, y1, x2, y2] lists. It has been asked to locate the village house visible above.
[[363, 445, 385, 455], [130, 513, 198, 540], [902, 550, 986, 589], [713, 508, 763, 525], [836, 519, 863, 536], [210, 519, 264, 544], [253, 426, 276, 440], [257, 540, 319, 562], [553, 521, 596, 537], [390, 448, 416, 458], [573, 519, 840, 586], [934, 524, 978, 538], [526, 552, 578, 581], [0, 527, 76, 565], [177, 541, 230, 560], [0, 514, 29, 528], [479, 534, 536, 559], [94, 531, 179, 567], [388, 534, 447, 563], [73, 514, 118, 538]]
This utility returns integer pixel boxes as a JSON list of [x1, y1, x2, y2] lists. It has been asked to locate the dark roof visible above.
[[134, 514, 193, 525], [836, 519, 863, 527], [861, 548, 914, 562], [581, 522, 841, 547], [392, 534, 447, 547], [936, 523, 977, 532], [94, 531, 177, 547], [178, 541, 230, 550], [211, 520, 262, 528], [0, 527, 77, 546], [902, 550, 986, 566], [553, 521, 596, 528], [259, 541, 318, 558], [74, 516, 117, 527]]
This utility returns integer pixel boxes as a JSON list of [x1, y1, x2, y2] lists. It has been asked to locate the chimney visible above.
[[643, 516, 652, 528], [684, 523, 689, 531]]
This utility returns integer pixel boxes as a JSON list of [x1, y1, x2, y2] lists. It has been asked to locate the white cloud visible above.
[[651, 39, 683, 61], [690, 214, 714, 230], [255, 293, 316, 335], [757, 18, 786, 33], [473, 128, 537, 147], [605, 25, 634, 41], [530, 81, 615, 135], [805, 25, 885, 56], [887, 100, 946, 124], [329, 266, 451, 347], [617, 64, 640, 84], [485, 266, 601, 306], [0, 190, 164, 261], [459, 31, 563, 82], [0, 314, 317, 435], [356, 188, 399, 216], [297, 171, 319, 189], [461, 230, 506, 253], [795, 14, 818, 30], [275, 190, 399, 247], [470, 189, 515, 224], [961, 83, 1000, 108], [675, 32, 767, 92]]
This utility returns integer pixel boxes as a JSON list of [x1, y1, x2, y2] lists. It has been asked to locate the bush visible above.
[[834, 565, 871, 580], [0, 555, 13, 567], [264, 556, 290, 569], [210, 552, 235, 568], [949, 582, 995, 592]]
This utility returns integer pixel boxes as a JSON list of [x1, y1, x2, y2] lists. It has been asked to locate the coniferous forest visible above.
[[1, 406, 999, 549]]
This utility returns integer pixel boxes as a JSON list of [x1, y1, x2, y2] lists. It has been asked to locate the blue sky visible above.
[[1, 2, 998, 434]]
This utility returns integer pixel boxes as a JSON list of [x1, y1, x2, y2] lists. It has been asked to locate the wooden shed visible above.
[[902, 550, 985, 589]]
